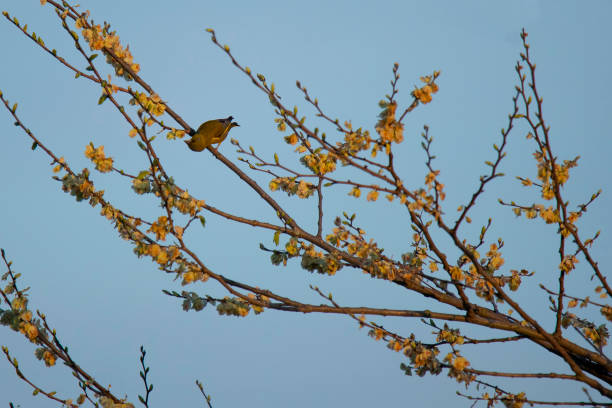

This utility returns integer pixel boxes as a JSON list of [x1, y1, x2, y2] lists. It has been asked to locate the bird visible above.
[[185, 116, 239, 152]]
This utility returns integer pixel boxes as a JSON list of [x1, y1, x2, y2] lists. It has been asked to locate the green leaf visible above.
[[11, 103, 17, 113], [31, 141, 38, 150], [199, 216, 206, 227], [98, 94, 108, 105], [273, 231, 280, 246]]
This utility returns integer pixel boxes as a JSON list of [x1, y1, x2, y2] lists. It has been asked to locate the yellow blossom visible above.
[[366, 190, 379, 202], [373, 328, 384, 340], [182, 271, 197, 285], [541, 184, 555, 200], [344, 186, 360, 198], [43, 350, 56, 367], [414, 349, 432, 367], [23, 323, 38, 340], [489, 255, 504, 270], [84, 144, 114, 173], [11, 297, 27, 311], [452, 356, 469, 371], [425, 171, 438, 187], [284, 133, 298, 145], [156, 250, 168, 265], [285, 239, 299, 255], [375, 102, 404, 143], [540, 206, 559, 224], [297, 181, 311, 199], [450, 266, 463, 281], [559, 255, 578, 273], [148, 216, 169, 241]]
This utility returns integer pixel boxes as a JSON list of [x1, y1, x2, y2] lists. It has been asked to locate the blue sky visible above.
[[1, 1, 611, 406]]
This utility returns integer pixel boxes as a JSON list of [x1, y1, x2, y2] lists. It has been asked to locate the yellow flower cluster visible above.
[[301, 244, 342, 275], [147, 243, 179, 265], [412, 73, 440, 104], [414, 348, 433, 367], [450, 266, 464, 281], [533, 151, 577, 201], [17, 310, 40, 343], [508, 270, 523, 291], [444, 353, 470, 372], [540, 206, 560, 224], [366, 190, 379, 202], [11, 297, 26, 313], [436, 328, 464, 346], [584, 327, 607, 347], [148, 216, 169, 241], [100, 204, 118, 221], [559, 255, 578, 274], [326, 226, 405, 281], [85, 143, 114, 173], [450, 250, 514, 301], [132, 92, 166, 117], [20, 321, 38, 341], [338, 124, 371, 156], [43, 350, 56, 367], [182, 266, 209, 285], [348, 186, 361, 198], [601, 306, 612, 322], [407, 189, 434, 212], [375, 101, 404, 144], [370, 259, 401, 281], [301, 152, 337, 175], [269, 177, 316, 199], [167, 188, 205, 216], [513, 204, 560, 224], [486, 243, 505, 271], [77, 17, 140, 79], [346, 238, 377, 259], [284, 133, 299, 145], [285, 237, 299, 255], [413, 83, 438, 104]]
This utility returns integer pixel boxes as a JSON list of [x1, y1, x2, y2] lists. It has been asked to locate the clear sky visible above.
[[1, 1, 611, 407]]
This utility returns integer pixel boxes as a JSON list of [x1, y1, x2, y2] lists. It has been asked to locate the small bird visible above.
[[185, 116, 240, 152]]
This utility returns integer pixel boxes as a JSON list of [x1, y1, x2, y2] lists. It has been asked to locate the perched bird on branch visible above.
[[185, 116, 239, 152]]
